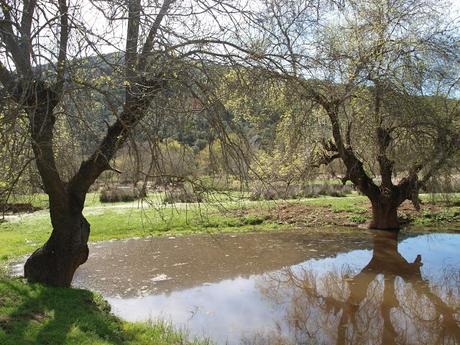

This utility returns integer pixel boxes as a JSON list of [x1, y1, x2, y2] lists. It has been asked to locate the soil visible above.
[[234, 200, 454, 228]]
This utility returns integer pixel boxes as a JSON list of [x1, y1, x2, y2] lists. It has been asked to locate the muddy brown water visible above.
[[36, 230, 460, 344], [70, 230, 460, 344]]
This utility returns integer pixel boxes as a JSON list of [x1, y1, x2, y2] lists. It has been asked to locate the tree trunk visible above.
[[24, 210, 90, 287], [369, 199, 399, 230]]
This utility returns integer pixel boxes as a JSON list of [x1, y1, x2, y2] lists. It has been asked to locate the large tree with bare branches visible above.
[[249, 0, 460, 229], [0, 0, 253, 286]]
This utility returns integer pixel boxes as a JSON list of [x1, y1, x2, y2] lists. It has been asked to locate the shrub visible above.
[[99, 186, 145, 203], [250, 182, 354, 201], [0, 203, 42, 213], [162, 189, 203, 204]]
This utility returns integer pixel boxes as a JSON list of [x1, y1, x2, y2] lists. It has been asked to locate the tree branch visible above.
[[0, 0, 31, 76], [138, 0, 176, 69], [315, 95, 379, 199], [20, 0, 36, 52], [69, 78, 163, 196], [125, 0, 141, 85], [55, 0, 69, 93]]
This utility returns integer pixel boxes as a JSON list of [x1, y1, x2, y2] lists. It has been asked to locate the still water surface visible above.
[[73, 230, 460, 344]]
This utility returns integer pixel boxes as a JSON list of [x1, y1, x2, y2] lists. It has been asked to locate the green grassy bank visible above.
[[0, 278, 210, 345]]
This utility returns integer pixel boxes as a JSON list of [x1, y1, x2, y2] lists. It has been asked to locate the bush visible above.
[[242, 215, 267, 225], [423, 176, 460, 193], [250, 182, 354, 201], [99, 186, 146, 203], [162, 189, 203, 204], [0, 203, 42, 213], [250, 182, 302, 201]]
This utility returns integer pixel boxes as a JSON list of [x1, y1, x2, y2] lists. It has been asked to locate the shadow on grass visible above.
[[0, 278, 125, 345]]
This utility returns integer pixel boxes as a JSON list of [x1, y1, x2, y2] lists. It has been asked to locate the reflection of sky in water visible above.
[[400, 234, 459, 284], [290, 248, 372, 275], [108, 278, 278, 343], [107, 233, 460, 344], [291, 233, 460, 280]]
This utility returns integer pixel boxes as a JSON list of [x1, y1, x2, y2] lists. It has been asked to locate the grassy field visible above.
[[1, 192, 459, 345], [0, 278, 211, 345]]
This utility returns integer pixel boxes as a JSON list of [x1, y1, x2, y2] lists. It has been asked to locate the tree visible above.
[[0, 0, 250, 286], [251, 0, 460, 229]]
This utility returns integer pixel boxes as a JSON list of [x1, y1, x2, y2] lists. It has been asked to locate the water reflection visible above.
[[260, 231, 460, 345], [73, 231, 460, 344]]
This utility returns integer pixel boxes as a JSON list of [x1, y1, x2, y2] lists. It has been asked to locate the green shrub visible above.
[[250, 182, 354, 200], [99, 186, 145, 203], [163, 189, 203, 204]]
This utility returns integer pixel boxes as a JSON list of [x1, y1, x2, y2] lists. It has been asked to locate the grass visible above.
[[348, 214, 369, 224], [0, 204, 285, 262], [0, 278, 210, 345], [413, 208, 460, 225]]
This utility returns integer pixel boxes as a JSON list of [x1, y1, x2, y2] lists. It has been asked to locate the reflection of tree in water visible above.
[[258, 231, 460, 345]]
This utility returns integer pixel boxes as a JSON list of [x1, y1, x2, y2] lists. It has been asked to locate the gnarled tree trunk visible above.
[[24, 215, 89, 287], [369, 198, 399, 230], [24, 192, 90, 287]]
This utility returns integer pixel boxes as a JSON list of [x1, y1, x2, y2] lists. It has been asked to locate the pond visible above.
[[72, 230, 460, 345]]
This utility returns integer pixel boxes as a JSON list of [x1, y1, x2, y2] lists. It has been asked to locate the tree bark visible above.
[[24, 219, 90, 287], [23, 160, 90, 288], [369, 198, 399, 230], [24, 199, 90, 287]]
